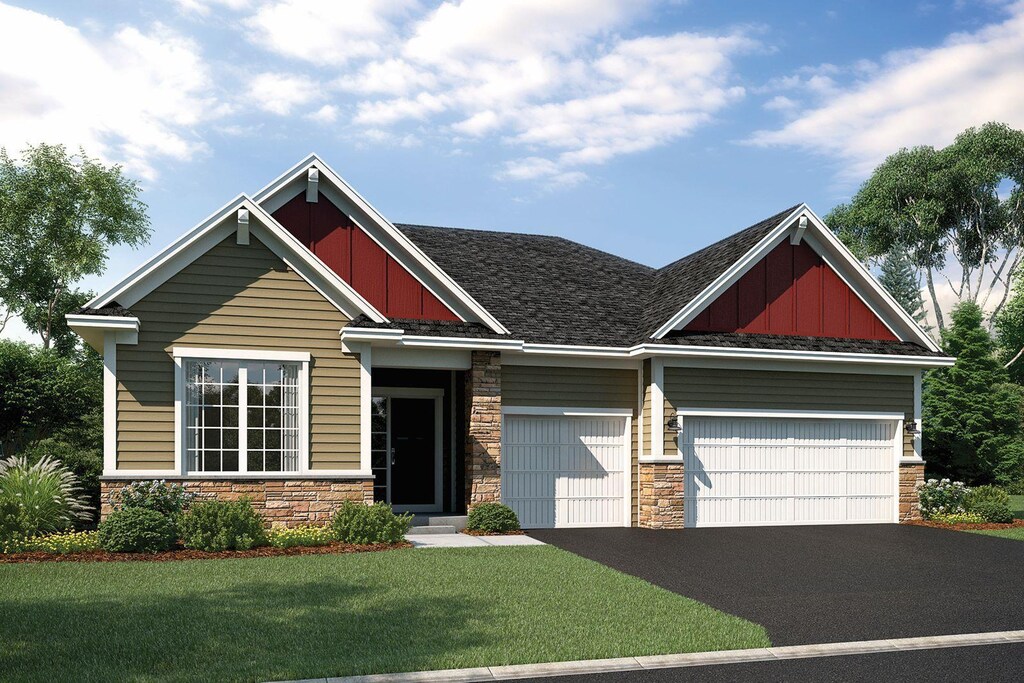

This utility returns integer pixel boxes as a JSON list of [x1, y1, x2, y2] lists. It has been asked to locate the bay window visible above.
[[177, 349, 309, 474]]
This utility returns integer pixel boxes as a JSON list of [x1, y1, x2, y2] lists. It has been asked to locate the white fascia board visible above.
[[649, 204, 941, 353], [252, 153, 509, 335], [88, 192, 387, 323], [340, 327, 406, 343], [65, 315, 139, 331], [639, 343, 955, 368], [799, 205, 940, 352], [650, 204, 806, 339], [89, 194, 250, 309], [399, 335, 523, 350]]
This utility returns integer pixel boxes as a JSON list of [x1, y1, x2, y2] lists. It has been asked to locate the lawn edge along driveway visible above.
[[0, 545, 768, 683]]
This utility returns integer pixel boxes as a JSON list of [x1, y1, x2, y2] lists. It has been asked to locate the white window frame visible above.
[[173, 347, 311, 477]]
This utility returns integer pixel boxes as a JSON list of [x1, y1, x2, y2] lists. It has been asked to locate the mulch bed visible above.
[[461, 529, 526, 536], [0, 541, 411, 565], [909, 519, 1024, 531]]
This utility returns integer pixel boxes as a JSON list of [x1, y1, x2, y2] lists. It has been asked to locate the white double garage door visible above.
[[502, 411, 902, 529]]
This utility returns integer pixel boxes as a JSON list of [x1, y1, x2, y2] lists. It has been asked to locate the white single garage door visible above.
[[502, 413, 629, 528], [683, 415, 899, 528]]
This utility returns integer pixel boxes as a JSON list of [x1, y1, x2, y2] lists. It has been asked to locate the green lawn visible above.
[[966, 495, 1024, 541], [0, 546, 768, 682]]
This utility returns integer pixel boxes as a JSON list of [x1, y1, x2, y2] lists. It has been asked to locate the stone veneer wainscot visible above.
[[466, 350, 502, 509], [100, 478, 373, 527]]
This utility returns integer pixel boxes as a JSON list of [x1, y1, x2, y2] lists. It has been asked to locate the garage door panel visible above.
[[503, 414, 628, 529], [684, 416, 897, 527]]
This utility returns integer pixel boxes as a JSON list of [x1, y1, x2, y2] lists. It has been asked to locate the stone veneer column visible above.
[[637, 462, 685, 528], [100, 478, 374, 527], [466, 350, 502, 509], [899, 462, 925, 522]]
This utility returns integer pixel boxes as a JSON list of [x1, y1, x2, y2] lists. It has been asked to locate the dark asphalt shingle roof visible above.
[[72, 302, 133, 317], [396, 224, 654, 347], [76, 208, 942, 358]]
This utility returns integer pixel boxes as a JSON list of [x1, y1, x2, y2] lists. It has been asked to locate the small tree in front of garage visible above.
[[923, 302, 1024, 484]]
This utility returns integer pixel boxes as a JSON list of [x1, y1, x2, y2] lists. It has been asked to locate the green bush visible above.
[[0, 455, 91, 543], [467, 502, 521, 533], [931, 511, 987, 525], [965, 484, 1011, 510], [113, 480, 194, 517], [267, 524, 335, 548], [971, 501, 1015, 523], [19, 438, 102, 526], [331, 501, 411, 545], [4, 530, 100, 554], [916, 478, 969, 520], [1005, 479, 1024, 495], [179, 498, 267, 551], [98, 507, 177, 553]]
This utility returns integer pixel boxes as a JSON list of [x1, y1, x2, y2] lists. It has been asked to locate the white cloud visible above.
[[749, 1, 1024, 181], [245, 0, 418, 65], [174, 0, 251, 17], [0, 3, 221, 180], [247, 72, 320, 115], [306, 104, 339, 124]]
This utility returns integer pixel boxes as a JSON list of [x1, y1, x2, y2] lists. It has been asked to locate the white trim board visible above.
[[251, 153, 508, 335], [501, 406, 634, 417], [649, 204, 940, 353], [339, 327, 954, 368], [85, 195, 388, 324], [674, 408, 907, 421]]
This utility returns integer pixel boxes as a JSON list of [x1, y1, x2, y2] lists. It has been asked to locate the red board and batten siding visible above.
[[684, 241, 896, 340], [272, 192, 460, 321]]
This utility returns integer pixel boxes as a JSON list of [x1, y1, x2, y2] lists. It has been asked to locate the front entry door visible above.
[[370, 391, 443, 512]]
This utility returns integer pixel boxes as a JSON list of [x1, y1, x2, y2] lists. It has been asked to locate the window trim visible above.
[[173, 347, 311, 476]]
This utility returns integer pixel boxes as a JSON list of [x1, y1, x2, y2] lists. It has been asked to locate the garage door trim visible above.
[[675, 407, 905, 526], [500, 406, 632, 528]]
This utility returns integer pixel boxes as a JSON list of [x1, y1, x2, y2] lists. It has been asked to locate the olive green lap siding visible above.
[[501, 364, 640, 524], [116, 235, 360, 471], [662, 367, 915, 458]]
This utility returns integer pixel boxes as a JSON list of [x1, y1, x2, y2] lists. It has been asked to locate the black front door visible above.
[[389, 397, 437, 508]]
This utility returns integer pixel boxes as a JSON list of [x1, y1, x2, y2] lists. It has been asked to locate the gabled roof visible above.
[[642, 205, 801, 338], [81, 195, 387, 323]]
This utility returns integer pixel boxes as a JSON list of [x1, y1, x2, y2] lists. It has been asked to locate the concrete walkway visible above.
[[406, 533, 546, 548]]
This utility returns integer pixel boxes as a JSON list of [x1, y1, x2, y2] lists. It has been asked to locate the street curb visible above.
[[268, 629, 1024, 683]]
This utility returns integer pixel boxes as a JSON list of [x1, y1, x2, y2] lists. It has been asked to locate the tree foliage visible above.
[[827, 122, 1024, 331], [923, 302, 1024, 484], [0, 144, 150, 350], [879, 252, 927, 326]]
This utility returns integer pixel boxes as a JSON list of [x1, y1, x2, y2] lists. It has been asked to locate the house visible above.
[[67, 154, 953, 529]]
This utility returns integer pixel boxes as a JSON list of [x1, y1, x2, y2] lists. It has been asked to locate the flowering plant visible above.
[[112, 480, 194, 516], [917, 478, 970, 520]]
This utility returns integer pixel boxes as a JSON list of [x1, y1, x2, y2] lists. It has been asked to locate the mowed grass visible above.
[[968, 495, 1024, 541], [0, 546, 768, 683]]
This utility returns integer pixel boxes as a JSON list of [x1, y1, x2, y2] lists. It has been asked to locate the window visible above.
[[183, 356, 305, 474]]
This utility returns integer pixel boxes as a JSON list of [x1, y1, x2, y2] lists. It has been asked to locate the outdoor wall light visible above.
[[905, 422, 920, 434], [667, 416, 683, 433]]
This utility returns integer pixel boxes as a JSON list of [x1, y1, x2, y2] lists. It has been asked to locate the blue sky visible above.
[[1, 1, 1022, 341]]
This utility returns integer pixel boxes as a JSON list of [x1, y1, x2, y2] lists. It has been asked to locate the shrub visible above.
[[0, 455, 91, 542], [331, 501, 411, 545], [971, 501, 1015, 524], [916, 478, 969, 520], [4, 530, 101, 554], [98, 507, 177, 553], [267, 524, 335, 548], [113, 480, 194, 517], [931, 511, 987, 524], [179, 498, 267, 551], [466, 502, 521, 533], [20, 438, 102, 526], [1005, 479, 1024, 496], [965, 484, 1011, 510]]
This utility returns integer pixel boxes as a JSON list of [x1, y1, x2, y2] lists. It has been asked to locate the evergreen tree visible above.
[[879, 253, 927, 327], [923, 302, 1024, 484]]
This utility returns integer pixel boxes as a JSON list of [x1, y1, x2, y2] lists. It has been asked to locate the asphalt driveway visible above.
[[529, 525, 1024, 646]]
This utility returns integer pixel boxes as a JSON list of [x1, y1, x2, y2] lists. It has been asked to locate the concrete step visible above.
[[406, 525, 458, 535], [410, 514, 469, 531]]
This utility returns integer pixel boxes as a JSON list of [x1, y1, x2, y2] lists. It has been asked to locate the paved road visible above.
[[529, 525, 1024, 645], [529, 643, 1024, 682]]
